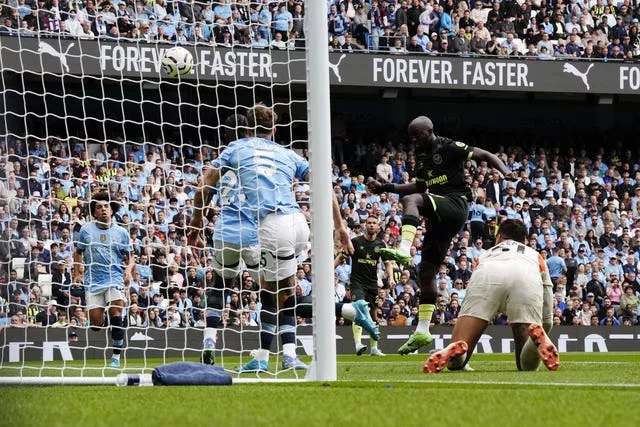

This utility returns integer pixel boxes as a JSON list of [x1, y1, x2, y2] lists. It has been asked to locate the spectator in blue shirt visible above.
[[328, 3, 347, 44], [257, 1, 272, 40], [546, 247, 567, 286], [599, 306, 621, 326], [213, 0, 232, 25], [439, 5, 453, 35], [391, 158, 406, 183], [273, 4, 293, 40]]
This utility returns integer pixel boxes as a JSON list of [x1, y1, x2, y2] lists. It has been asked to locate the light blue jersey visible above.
[[214, 137, 309, 220], [75, 223, 132, 292], [209, 161, 259, 246], [469, 203, 486, 222], [545, 255, 566, 279]]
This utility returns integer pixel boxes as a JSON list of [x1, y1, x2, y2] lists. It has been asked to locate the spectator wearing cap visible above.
[[172, 26, 188, 43], [611, 16, 628, 40], [605, 255, 625, 279]]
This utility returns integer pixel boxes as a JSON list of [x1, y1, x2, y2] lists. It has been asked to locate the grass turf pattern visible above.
[[2, 353, 640, 427]]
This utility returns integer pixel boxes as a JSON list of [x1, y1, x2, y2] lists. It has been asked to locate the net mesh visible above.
[[0, 8, 317, 380]]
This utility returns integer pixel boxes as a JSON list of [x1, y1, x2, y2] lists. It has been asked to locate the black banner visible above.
[[2, 36, 640, 95], [2, 326, 639, 362]]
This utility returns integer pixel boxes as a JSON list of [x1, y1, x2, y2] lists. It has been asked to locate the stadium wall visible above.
[[3, 326, 639, 362]]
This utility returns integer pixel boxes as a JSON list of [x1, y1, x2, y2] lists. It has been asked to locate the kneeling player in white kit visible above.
[[425, 219, 559, 373]]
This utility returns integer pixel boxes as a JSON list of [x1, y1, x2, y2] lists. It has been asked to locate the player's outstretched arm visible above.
[[367, 178, 425, 196], [189, 167, 221, 247], [333, 191, 354, 255], [471, 147, 515, 180]]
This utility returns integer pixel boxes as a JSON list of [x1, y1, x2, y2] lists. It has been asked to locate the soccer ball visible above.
[[161, 46, 193, 77]]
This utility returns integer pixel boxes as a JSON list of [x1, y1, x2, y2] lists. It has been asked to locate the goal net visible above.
[[0, 1, 335, 384]]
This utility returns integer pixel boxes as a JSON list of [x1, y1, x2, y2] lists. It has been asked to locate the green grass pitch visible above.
[[2, 353, 640, 427]]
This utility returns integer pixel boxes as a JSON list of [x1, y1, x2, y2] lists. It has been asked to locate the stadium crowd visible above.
[[0, 0, 639, 59], [0, 127, 639, 332]]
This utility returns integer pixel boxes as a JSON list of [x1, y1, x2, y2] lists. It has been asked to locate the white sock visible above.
[[283, 343, 297, 358], [112, 354, 121, 361], [415, 319, 430, 333], [341, 303, 356, 321], [203, 328, 217, 345], [255, 349, 270, 362], [400, 239, 412, 254]]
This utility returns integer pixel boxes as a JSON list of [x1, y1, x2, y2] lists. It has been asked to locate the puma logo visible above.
[[562, 63, 594, 91], [38, 42, 75, 73], [328, 54, 346, 83]]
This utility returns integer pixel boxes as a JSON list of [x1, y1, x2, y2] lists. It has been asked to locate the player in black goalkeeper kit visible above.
[[368, 116, 513, 359]]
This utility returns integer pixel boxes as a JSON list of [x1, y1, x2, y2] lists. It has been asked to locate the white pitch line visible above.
[[360, 379, 640, 388], [338, 361, 637, 365]]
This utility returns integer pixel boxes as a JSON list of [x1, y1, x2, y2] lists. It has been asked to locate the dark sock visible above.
[[279, 313, 296, 345], [110, 316, 124, 355]]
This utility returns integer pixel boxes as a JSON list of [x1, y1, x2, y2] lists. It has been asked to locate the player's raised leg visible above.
[[396, 195, 438, 354], [368, 116, 512, 357]]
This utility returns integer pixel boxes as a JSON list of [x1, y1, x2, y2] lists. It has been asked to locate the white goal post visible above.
[[0, 1, 335, 384]]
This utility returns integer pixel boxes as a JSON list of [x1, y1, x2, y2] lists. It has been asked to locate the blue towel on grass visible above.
[[152, 362, 232, 386]]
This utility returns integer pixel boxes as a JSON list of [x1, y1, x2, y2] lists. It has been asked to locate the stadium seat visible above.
[[12, 258, 26, 280], [38, 274, 53, 299]]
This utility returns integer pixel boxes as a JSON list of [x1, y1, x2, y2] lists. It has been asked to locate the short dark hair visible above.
[[90, 191, 119, 217], [497, 219, 527, 243], [222, 114, 248, 144]]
